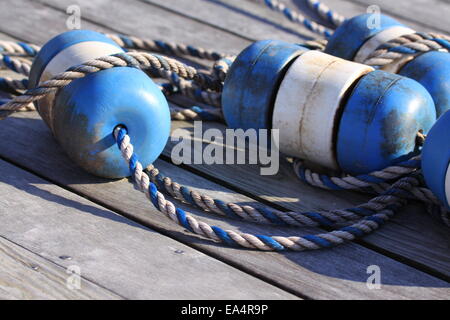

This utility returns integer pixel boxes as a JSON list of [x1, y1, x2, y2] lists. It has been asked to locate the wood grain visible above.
[[0, 111, 448, 299], [164, 120, 450, 280], [0, 0, 449, 299], [0, 158, 296, 299], [37, 0, 247, 56], [0, 236, 121, 299]]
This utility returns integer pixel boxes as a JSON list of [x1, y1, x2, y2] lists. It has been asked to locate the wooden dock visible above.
[[0, 0, 449, 300]]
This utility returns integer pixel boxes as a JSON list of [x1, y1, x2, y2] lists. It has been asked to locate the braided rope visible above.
[[0, 35, 447, 249], [0, 53, 222, 121], [0, 53, 32, 76], [115, 126, 424, 251], [0, 76, 28, 94], [301, 38, 328, 50], [169, 104, 223, 121], [106, 34, 225, 61], [0, 51, 216, 114], [292, 157, 442, 206], [0, 41, 40, 57], [306, 0, 346, 27], [255, 0, 334, 38], [364, 32, 450, 68]]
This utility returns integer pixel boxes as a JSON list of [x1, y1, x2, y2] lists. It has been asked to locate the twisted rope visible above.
[[255, 0, 334, 38], [0, 41, 40, 57], [0, 51, 215, 114], [106, 34, 225, 61], [0, 35, 447, 249], [292, 157, 441, 206], [301, 38, 328, 50], [169, 104, 223, 121], [306, 0, 346, 27], [0, 52, 222, 121], [116, 126, 421, 251], [0, 53, 32, 76], [0, 77, 28, 94], [364, 32, 450, 69]]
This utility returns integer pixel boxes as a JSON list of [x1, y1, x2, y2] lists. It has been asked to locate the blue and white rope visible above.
[[306, 0, 346, 27], [256, 0, 334, 38], [116, 126, 417, 251], [364, 32, 450, 68], [0, 40, 40, 57]]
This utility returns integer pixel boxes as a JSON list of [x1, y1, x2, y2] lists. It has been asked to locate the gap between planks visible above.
[[0, 0, 448, 298]]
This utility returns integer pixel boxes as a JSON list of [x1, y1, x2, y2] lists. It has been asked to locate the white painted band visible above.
[[354, 26, 415, 63], [272, 50, 373, 169], [445, 163, 450, 207], [37, 41, 123, 130]]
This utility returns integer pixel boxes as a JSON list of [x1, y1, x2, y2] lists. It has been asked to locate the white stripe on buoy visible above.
[[38, 41, 123, 130], [445, 163, 450, 207], [272, 50, 373, 169], [354, 26, 415, 63]]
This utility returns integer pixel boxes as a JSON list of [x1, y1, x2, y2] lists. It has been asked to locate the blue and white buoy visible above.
[[223, 40, 436, 174], [29, 30, 170, 178], [325, 13, 450, 117]]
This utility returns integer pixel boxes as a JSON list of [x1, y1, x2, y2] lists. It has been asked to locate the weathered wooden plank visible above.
[[285, 0, 447, 33], [34, 0, 449, 280], [0, 157, 297, 299], [0, 0, 450, 298], [164, 120, 450, 280], [143, 0, 320, 42], [0, 236, 121, 299], [350, 0, 450, 33], [35, 0, 247, 56], [0, 111, 448, 299], [144, 0, 447, 43], [0, 0, 108, 45]]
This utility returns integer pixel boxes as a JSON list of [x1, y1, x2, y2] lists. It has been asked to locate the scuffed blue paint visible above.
[[399, 51, 450, 117], [422, 109, 450, 209], [29, 30, 121, 89], [325, 14, 405, 60], [222, 40, 308, 131], [51, 67, 170, 179], [337, 70, 436, 174]]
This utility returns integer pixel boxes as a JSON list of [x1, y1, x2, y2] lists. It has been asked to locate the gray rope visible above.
[[364, 32, 450, 68], [306, 0, 346, 27], [117, 126, 418, 251]]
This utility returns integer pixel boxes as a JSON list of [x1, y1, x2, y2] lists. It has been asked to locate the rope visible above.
[[0, 41, 40, 57], [292, 157, 441, 206], [306, 0, 346, 27], [254, 0, 334, 38], [106, 34, 225, 61], [0, 51, 441, 237], [0, 34, 448, 236], [0, 51, 226, 121], [0, 77, 28, 94], [364, 32, 450, 68], [0, 53, 32, 76], [115, 126, 420, 251]]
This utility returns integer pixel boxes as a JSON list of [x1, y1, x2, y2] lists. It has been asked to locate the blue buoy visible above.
[[399, 51, 450, 117], [29, 30, 170, 178], [222, 40, 308, 130], [337, 71, 436, 174], [325, 13, 450, 117], [224, 42, 437, 174], [325, 14, 409, 61], [422, 110, 450, 209]]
